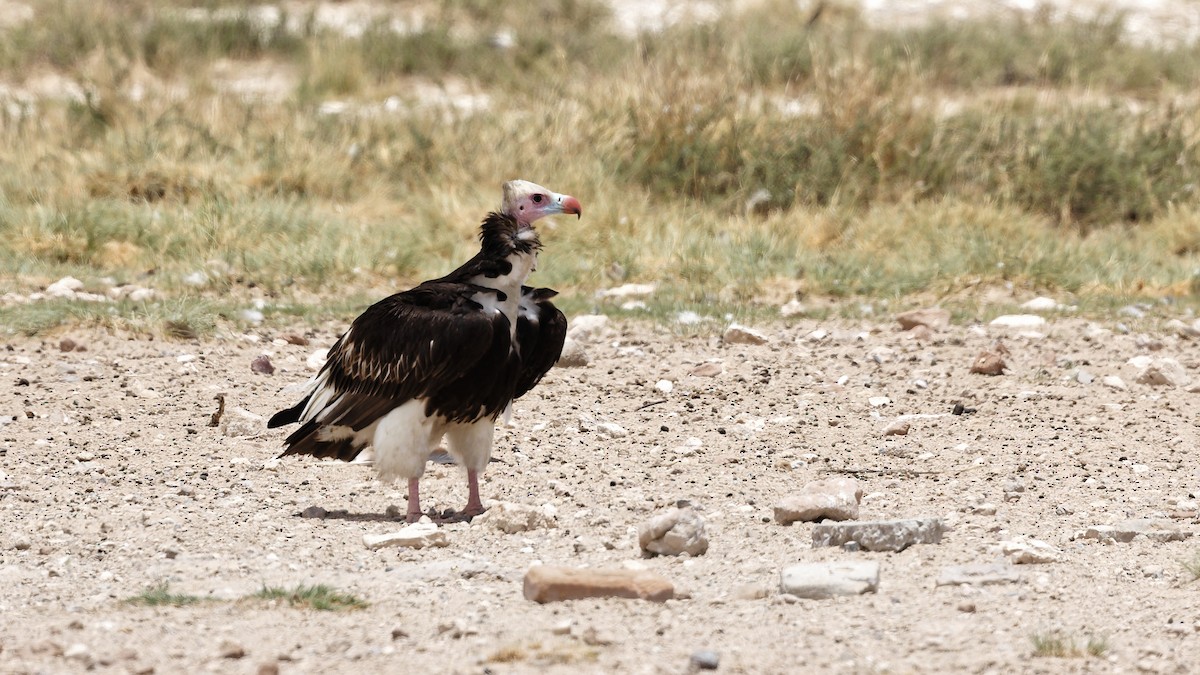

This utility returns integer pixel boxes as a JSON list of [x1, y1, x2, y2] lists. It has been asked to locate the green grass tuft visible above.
[[125, 582, 205, 608], [253, 584, 368, 611], [1030, 631, 1109, 658]]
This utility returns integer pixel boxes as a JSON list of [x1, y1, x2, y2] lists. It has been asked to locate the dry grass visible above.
[[2, 0, 1200, 334]]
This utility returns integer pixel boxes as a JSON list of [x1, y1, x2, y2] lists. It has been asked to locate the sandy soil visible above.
[[2, 311, 1199, 674]]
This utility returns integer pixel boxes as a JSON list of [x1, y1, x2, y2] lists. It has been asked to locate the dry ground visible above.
[[2, 313, 1199, 674]]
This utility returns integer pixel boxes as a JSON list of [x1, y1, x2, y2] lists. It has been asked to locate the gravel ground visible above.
[[2, 310, 1199, 674]]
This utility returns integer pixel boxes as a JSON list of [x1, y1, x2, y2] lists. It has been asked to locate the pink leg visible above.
[[461, 469, 486, 518], [406, 478, 422, 523]]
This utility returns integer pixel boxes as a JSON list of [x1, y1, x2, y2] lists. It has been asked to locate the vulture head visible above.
[[502, 180, 582, 228]]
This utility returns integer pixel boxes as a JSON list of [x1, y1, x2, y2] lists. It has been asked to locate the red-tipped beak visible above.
[[561, 195, 582, 218]]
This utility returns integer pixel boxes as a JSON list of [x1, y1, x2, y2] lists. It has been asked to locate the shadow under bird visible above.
[[268, 180, 581, 522]]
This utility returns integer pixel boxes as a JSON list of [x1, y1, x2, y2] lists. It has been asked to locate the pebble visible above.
[[690, 650, 720, 670], [250, 355, 275, 375], [596, 422, 627, 439], [774, 477, 862, 525], [220, 407, 265, 437], [300, 506, 328, 519], [970, 351, 1007, 375], [46, 277, 84, 297], [690, 362, 723, 377], [811, 517, 944, 552], [722, 323, 769, 345], [936, 562, 1022, 586], [363, 520, 449, 550], [219, 640, 246, 659], [779, 561, 880, 599], [59, 337, 80, 352], [868, 396, 891, 407], [1075, 369, 1094, 384], [523, 565, 674, 603], [1102, 375, 1128, 391], [638, 507, 709, 557], [997, 536, 1061, 564], [989, 314, 1046, 329], [895, 307, 950, 331], [474, 502, 557, 534], [882, 419, 910, 436], [64, 643, 91, 662], [257, 663, 280, 675], [239, 309, 265, 325], [655, 379, 674, 394]]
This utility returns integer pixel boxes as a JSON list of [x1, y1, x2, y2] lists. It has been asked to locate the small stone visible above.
[[1087, 519, 1194, 543], [59, 337, 78, 352], [250, 355, 275, 375], [811, 518, 944, 552], [522, 565, 674, 603], [556, 338, 588, 367], [731, 583, 768, 601], [895, 307, 950, 331], [638, 507, 709, 557], [958, 602, 977, 613], [390, 626, 409, 640], [689, 650, 720, 670], [654, 379, 674, 394], [868, 396, 892, 407], [1075, 369, 1095, 384], [936, 562, 1022, 587], [362, 521, 449, 549], [474, 502, 557, 534], [300, 506, 328, 519], [46, 276, 84, 297], [127, 288, 155, 303], [997, 536, 1061, 564], [723, 324, 769, 345], [1102, 375, 1128, 391], [64, 643, 91, 662], [989, 314, 1046, 329], [257, 663, 280, 675], [774, 477, 862, 524], [970, 351, 1006, 375], [219, 640, 246, 659], [690, 362, 723, 377], [550, 620, 573, 635], [779, 561, 880, 599], [596, 422, 627, 439], [220, 407, 264, 437], [282, 333, 309, 346], [239, 309, 265, 325]]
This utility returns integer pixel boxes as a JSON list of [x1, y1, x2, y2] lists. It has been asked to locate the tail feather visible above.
[[268, 395, 309, 428]]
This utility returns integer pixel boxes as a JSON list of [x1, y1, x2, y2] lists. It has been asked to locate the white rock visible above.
[[183, 271, 209, 286], [220, 407, 264, 437], [654, 380, 674, 394], [127, 287, 155, 302], [989, 314, 1046, 329], [868, 396, 891, 407], [363, 521, 449, 549], [676, 311, 702, 325], [774, 477, 862, 524], [567, 314, 609, 341], [240, 309, 265, 324], [780, 561, 880, 599], [1020, 297, 1059, 311], [620, 300, 646, 311], [556, 338, 588, 367], [1102, 375, 1128, 391], [474, 502, 557, 534], [722, 324, 769, 345], [596, 422, 627, 439], [780, 299, 805, 317], [46, 276, 84, 297], [997, 536, 1061, 564], [1135, 357, 1190, 387], [638, 507, 709, 557], [306, 348, 329, 371]]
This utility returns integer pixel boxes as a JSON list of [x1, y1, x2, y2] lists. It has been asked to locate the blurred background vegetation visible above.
[[1, 0, 1198, 335]]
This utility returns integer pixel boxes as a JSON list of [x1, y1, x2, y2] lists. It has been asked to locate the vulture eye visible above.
[[532, 194, 544, 204]]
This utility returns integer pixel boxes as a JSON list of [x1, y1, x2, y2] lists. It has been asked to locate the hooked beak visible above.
[[558, 194, 582, 219]]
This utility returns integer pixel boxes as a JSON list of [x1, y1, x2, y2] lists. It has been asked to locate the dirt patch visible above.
[[2, 314, 1199, 673]]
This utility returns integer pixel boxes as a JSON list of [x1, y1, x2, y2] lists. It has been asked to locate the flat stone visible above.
[[989, 314, 1046, 329], [474, 502, 557, 534], [1102, 375, 1128, 391], [638, 507, 709, 557], [523, 565, 674, 603], [779, 561, 880, 599], [723, 324, 769, 345], [882, 419, 910, 436], [895, 307, 950, 331], [596, 422, 627, 439], [363, 521, 449, 550], [1086, 519, 1194, 543], [1020, 297, 1060, 311], [775, 477, 862, 525], [936, 562, 1022, 587], [690, 362, 723, 377], [811, 517, 944, 552]]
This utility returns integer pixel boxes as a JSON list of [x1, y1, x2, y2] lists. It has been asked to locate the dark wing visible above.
[[272, 281, 508, 460], [513, 286, 567, 399]]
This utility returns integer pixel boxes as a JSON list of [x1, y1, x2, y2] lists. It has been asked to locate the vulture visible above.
[[268, 180, 579, 522]]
